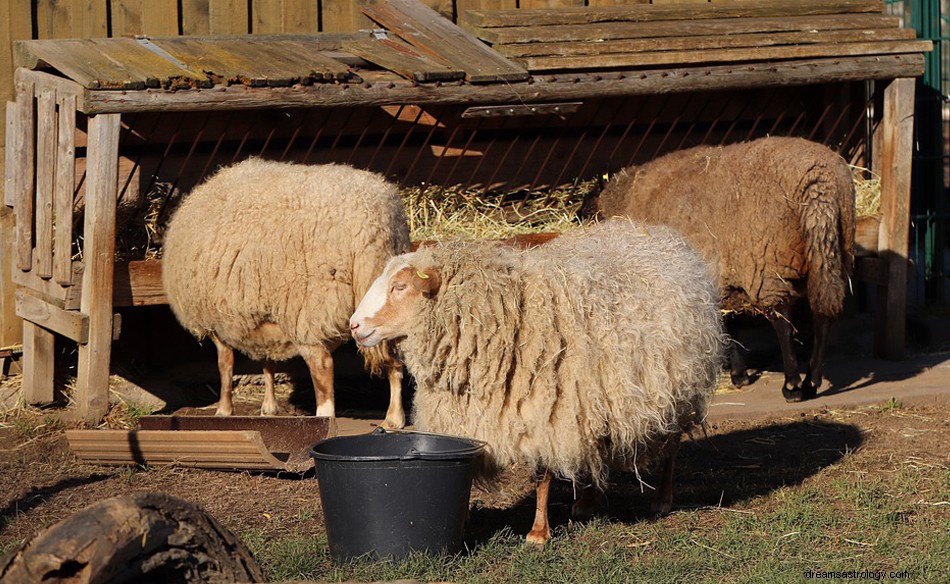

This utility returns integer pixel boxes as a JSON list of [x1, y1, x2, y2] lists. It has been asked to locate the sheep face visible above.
[[350, 254, 440, 347]]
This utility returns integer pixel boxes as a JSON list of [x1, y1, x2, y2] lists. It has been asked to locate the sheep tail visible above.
[[799, 164, 856, 317]]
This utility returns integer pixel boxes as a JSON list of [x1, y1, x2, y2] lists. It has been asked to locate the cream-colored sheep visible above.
[[163, 159, 411, 426], [590, 137, 855, 402], [350, 219, 724, 543]]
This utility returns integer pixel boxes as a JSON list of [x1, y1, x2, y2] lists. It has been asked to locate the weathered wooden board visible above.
[[462, 0, 884, 28], [516, 40, 933, 72], [66, 429, 300, 471], [343, 34, 465, 82], [474, 14, 901, 45], [15, 289, 88, 343], [362, 0, 529, 83], [498, 27, 917, 58]]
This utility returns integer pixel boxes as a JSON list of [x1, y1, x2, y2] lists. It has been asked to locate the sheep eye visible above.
[[392, 283, 407, 293]]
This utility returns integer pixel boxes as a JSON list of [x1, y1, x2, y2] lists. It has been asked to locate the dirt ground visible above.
[[1, 302, 949, 577]]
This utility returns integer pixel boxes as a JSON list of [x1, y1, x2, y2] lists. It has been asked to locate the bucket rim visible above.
[[309, 427, 486, 462]]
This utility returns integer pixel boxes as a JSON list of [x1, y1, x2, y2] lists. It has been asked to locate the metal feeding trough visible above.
[[66, 415, 335, 472]]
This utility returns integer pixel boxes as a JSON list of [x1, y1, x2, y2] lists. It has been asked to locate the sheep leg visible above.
[[649, 433, 681, 515], [211, 334, 234, 417], [768, 302, 804, 402], [726, 318, 750, 387], [802, 314, 831, 400], [380, 363, 405, 429], [571, 484, 602, 521], [526, 469, 552, 545], [300, 345, 335, 418], [260, 360, 279, 416]]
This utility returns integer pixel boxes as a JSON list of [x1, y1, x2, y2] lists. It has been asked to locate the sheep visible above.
[[349, 219, 724, 544], [162, 158, 412, 427], [588, 136, 855, 402]]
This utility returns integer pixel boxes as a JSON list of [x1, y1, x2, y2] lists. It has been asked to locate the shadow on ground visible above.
[[465, 418, 863, 547]]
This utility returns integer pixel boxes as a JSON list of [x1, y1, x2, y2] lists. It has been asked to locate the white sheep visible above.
[[163, 159, 411, 426], [350, 219, 724, 543]]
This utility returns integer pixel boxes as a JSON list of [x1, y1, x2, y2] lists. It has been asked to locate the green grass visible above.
[[243, 462, 950, 583]]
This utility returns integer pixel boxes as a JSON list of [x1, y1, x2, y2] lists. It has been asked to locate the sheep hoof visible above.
[[379, 418, 405, 430], [214, 407, 232, 417], [649, 499, 673, 516], [782, 386, 805, 403], [730, 371, 750, 388], [525, 529, 550, 545], [260, 405, 279, 416], [801, 378, 820, 400]]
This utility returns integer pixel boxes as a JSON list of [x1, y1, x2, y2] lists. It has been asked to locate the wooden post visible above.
[[75, 113, 120, 423], [21, 319, 55, 404], [875, 77, 914, 360]]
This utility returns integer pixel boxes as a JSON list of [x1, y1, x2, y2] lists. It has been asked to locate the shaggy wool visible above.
[[400, 219, 724, 488], [162, 158, 411, 373], [595, 136, 856, 317]]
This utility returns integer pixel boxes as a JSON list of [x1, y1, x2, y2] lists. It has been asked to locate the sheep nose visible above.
[[350, 320, 360, 331]]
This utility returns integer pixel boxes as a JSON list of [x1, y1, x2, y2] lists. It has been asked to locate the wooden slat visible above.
[[474, 14, 901, 45], [113, 260, 166, 306], [456, 0, 518, 21], [0, 209, 22, 346], [75, 113, 121, 423], [182, 0, 212, 35], [35, 0, 108, 39], [15, 38, 207, 90], [253, 0, 319, 33], [0, 0, 34, 146], [66, 430, 295, 470], [16, 290, 89, 343], [516, 40, 933, 72], [3, 101, 14, 207], [520, 0, 585, 10], [322, 0, 375, 32], [362, 0, 529, 83], [462, 0, 885, 28], [150, 37, 352, 86], [498, 27, 918, 58], [209, 0, 250, 34], [111, 0, 180, 36], [343, 35, 466, 82], [13, 79, 34, 272], [54, 95, 77, 286], [34, 90, 55, 280]]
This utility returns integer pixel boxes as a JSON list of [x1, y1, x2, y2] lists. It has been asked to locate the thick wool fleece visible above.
[[596, 137, 856, 317], [403, 219, 724, 488], [162, 159, 411, 373]]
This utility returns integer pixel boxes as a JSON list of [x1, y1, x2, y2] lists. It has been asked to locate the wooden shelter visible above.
[[2, 0, 930, 421]]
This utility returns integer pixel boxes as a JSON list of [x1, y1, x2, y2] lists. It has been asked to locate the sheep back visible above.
[[162, 159, 411, 369], [402, 219, 723, 487], [596, 137, 855, 317]]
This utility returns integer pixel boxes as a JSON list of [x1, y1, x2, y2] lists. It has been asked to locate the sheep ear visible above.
[[411, 267, 441, 298]]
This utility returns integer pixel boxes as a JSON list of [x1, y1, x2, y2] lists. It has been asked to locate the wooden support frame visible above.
[[1, 64, 921, 422]]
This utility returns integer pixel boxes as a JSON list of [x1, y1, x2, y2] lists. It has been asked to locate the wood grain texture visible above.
[[15, 289, 88, 343], [33, 90, 55, 279], [54, 94, 76, 286], [21, 321, 55, 404], [343, 35, 466, 81], [13, 79, 34, 272]]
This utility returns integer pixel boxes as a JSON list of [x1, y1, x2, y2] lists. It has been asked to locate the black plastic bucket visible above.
[[310, 427, 485, 562]]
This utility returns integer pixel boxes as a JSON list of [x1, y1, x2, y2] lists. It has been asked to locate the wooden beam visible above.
[[0, 208, 22, 347], [513, 40, 933, 72], [462, 0, 885, 28], [81, 54, 926, 113], [3, 101, 14, 207], [16, 289, 89, 343], [875, 77, 914, 360], [21, 321, 55, 405], [343, 35, 465, 82], [75, 113, 121, 423], [12, 256, 82, 310]]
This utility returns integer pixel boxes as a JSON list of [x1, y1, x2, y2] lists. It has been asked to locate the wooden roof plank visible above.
[[498, 27, 919, 59], [474, 14, 901, 45], [463, 0, 884, 28], [516, 39, 933, 72], [343, 34, 465, 81], [362, 0, 528, 83]]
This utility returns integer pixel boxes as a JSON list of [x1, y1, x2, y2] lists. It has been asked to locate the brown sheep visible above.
[[590, 136, 855, 402]]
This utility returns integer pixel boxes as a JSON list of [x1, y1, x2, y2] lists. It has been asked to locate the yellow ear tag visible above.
[[416, 270, 430, 280]]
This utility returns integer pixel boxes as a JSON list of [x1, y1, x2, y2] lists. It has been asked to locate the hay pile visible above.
[[852, 166, 881, 218], [110, 180, 596, 261]]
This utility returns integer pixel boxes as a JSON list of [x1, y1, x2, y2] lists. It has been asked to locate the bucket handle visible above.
[[372, 426, 488, 460]]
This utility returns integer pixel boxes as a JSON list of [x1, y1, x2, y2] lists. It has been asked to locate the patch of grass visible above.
[[249, 462, 950, 583]]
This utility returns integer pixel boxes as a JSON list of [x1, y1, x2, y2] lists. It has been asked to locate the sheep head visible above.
[[350, 253, 441, 347]]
